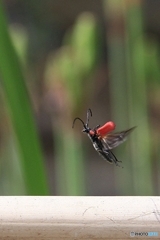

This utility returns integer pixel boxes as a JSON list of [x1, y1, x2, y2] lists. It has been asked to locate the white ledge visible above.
[[0, 197, 159, 239]]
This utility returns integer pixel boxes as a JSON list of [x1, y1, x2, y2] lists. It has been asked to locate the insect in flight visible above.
[[72, 109, 136, 167]]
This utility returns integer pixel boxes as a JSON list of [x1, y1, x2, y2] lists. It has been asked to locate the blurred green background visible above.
[[0, 0, 159, 195]]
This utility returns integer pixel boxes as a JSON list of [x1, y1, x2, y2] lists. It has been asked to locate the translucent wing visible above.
[[101, 126, 136, 150]]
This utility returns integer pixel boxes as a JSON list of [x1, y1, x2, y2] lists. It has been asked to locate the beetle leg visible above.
[[103, 150, 122, 163], [103, 149, 123, 167]]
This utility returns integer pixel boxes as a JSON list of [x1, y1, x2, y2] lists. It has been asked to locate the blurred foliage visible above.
[[0, 0, 160, 195], [45, 12, 99, 195], [105, 0, 160, 195], [0, 1, 49, 195], [9, 24, 28, 67], [45, 13, 99, 113]]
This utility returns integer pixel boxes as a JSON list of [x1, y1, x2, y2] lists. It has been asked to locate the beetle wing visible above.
[[101, 126, 136, 150]]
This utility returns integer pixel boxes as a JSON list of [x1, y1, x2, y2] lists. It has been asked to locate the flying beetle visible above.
[[72, 109, 136, 166]]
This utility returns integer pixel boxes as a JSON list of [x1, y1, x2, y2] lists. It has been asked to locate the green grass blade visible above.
[[0, 2, 49, 195]]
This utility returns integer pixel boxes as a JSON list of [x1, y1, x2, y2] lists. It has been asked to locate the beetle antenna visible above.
[[72, 118, 85, 129], [86, 108, 92, 127]]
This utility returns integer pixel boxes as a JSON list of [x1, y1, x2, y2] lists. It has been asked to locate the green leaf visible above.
[[0, 1, 49, 195]]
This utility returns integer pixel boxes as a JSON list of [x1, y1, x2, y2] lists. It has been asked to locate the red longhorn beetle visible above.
[[72, 109, 136, 166]]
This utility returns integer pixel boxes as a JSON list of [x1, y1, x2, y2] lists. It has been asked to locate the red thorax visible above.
[[96, 121, 116, 138]]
